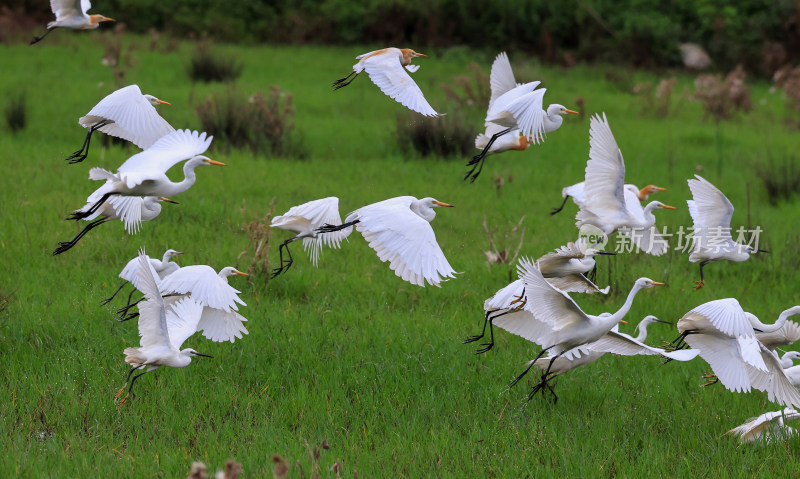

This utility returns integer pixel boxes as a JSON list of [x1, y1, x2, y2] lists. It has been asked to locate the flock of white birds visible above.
[[35, 0, 800, 441]]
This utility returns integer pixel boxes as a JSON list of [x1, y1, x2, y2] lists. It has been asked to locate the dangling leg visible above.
[[588, 264, 597, 284], [316, 219, 360, 235], [101, 282, 128, 306], [116, 298, 143, 321], [462, 309, 499, 344], [464, 127, 513, 182], [694, 261, 709, 291], [332, 70, 359, 90], [550, 196, 570, 216], [52, 218, 109, 255], [509, 345, 555, 389], [270, 237, 301, 279], [30, 27, 55, 45], [528, 353, 562, 402], [115, 364, 143, 399], [65, 120, 113, 164], [67, 192, 118, 220]]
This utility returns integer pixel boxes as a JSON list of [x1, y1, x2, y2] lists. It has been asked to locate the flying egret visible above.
[[575, 113, 675, 255], [750, 314, 800, 353], [671, 299, 800, 408], [495, 258, 666, 401], [465, 52, 578, 182], [69, 129, 223, 221], [332, 48, 440, 117], [551, 182, 666, 216], [157, 264, 250, 343], [102, 248, 184, 319], [65, 85, 174, 164], [116, 249, 212, 404], [30, 0, 114, 45], [317, 196, 456, 287], [53, 196, 178, 255], [779, 351, 800, 370], [269, 197, 352, 279], [726, 408, 800, 444], [686, 175, 768, 290]]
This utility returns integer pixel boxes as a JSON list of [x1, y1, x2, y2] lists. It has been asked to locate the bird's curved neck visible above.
[[410, 201, 435, 222], [634, 320, 651, 343], [543, 111, 563, 132], [162, 161, 200, 197], [609, 283, 645, 324], [758, 308, 800, 333]]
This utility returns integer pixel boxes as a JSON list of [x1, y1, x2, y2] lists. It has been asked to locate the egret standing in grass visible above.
[[65, 84, 174, 164], [317, 196, 456, 287], [30, 0, 114, 45], [686, 175, 767, 290], [269, 197, 352, 278], [332, 48, 440, 117]]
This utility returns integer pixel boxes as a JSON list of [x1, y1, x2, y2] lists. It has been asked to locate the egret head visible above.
[[90, 14, 115, 25], [163, 249, 183, 260], [400, 48, 427, 59], [636, 278, 666, 289], [638, 315, 672, 329], [183, 349, 213, 359], [218, 267, 249, 278], [638, 185, 667, 201], [782, 351, 800, 362], [143, 94, 171, 106], [547, 104, 579, 117], [194, 155, 226, 167]]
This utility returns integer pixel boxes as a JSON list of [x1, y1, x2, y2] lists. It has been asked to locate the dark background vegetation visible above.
[[4, 0, 800, 74]]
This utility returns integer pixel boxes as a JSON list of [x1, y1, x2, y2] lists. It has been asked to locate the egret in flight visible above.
[[551, 182, 666, 216], [65, 84, 174, 164], [332, 48, 440, 117], [31, 0, 114, 45], [103, 248, 183, 320], [726, 408, 800, 444]]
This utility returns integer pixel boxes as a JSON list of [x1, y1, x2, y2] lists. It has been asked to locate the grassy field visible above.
[[2, 33, 800, 476]]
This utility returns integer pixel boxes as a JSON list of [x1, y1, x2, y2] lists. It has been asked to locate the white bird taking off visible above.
[[465, 52, 578, 182], [69, 129, 224, 221], [65, 85, 174, 164], [30, 0, 114, 45], [103, 248, 184, 320], [317, 196, 457, 287], [116, 249, 212, 404], [575, 113, 675, 255], [269, 197, 352, 278], [332, 48, 441, 117], [52, 196, 178, 255], [686, 175, 767, 290]]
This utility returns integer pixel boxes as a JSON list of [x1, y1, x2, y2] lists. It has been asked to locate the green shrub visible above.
[[396, 108, 477, 158], [4, 93, 26, 133], [187, 42, 243, 83]]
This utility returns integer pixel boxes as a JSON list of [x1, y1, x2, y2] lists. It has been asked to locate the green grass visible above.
[[2, 34, 800, 476]]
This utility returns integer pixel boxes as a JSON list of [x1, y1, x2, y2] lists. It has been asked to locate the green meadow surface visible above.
[[1, 35, 800, 476]]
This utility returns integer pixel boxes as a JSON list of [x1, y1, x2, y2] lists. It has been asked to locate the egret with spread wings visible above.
[[30, 0, 114, 44]]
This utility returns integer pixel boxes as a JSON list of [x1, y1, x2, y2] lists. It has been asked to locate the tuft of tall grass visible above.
[[238, 197, 275, 281], [187, 42, 243, 83], [440, 62, 489, 109], [756, 155, 800, 205], [395, 108, 476, 158], [4, 93, 26, 133]]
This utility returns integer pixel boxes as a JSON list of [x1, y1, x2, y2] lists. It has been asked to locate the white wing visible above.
[[562, 181, 587, 205], [685, 298, 754, 338], [578, 113, 627, 224], [79, 85, 175, 149], [133, 249, 172, 350], [587, 331, 700, 361], [685, 334, 753, 393], [158, 265, 246, 312], [363, 53, 439, 117], [350, 199, 456, 287], [196, 306, 249, 343], [546, 275, 609, 295], [116, 130, 213, 188], [756, 321, 800, 351], [486, 82, 546, 141], [489, 52, 518, 107], [119, 255, 161, 290], [747, 343, 800, 408], [106, 195, 147, 234], [687, 175, 735, 239], [727, 408, 800, 443], [164, 296, 203, 350], [51, 0, 84, 18], [618, 226, 670, 256], [271, 197, 351, 267]]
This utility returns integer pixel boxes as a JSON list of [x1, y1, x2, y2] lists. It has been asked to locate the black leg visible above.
[[65, 120, 112, 164], [270, 237, 300, 279], [463, 309, 499, 344], [67, 192, 118, 221], [527, 354, 561, 400], [117, 312, 139, 322], [332, 71, 359, 90], [589, 264, 597, 283], [30, 28, 54, 45], [550, 196, 570, 216], [127, 369, 152, 395], [316, 219, 360, 235], [116, 298, 143, 321], [464, 127, 513, 183], [101, 282, 128, 306], [121, 290, 140, 311], [694, 261, 709, 290], [52, 218, 108, 255], [510, 345, 555, 389]]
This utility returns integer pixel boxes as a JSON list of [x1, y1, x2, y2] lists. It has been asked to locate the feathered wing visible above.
[[618, 226, 670, 256], [196, 306, 249, 343], [536, 242, 584, 273], [51, 0, 83, 18], [116, 129, 213, 188], [133, 249, 172, 350], [685, 298, 754, 338], [756, 321, 800, 351], [106, 195, 147, 234], [119, 255, 161, 291], [79, 85, 175, 150], [586, 331, 700, 361], [158, 265, 246, 311], [578, 113, 628, 226], [363, 54, 439, 117], [164, 296, 204, 350], [518, 257, 589, 330], [727, 409, 800, 443], [546, 275, 609, 295], [747, 343, 800, 408], [687, 175, 735, 234], [685, 334, 753, 393], [489, 52, 519, 107], [496, 87, 547, 142], [349, 200, 456, 287]]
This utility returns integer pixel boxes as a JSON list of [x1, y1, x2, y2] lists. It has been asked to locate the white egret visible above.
[[671, 299, 800, 408], [30, 0, 114, 45], [157, 264, 249, 343], [750, 313, 800, 352], [575, 113, 675, 255], [332, 48, 440, 117], [317, 196, 456, 287], [116, 249, 212, 404], [269, 197, 352, 278], [65, 85, 174, 164], [779, 350, 800, 370], [466, 52, 578, 182], [496, 258, 665, 401], [70, 129, 224, 221], [103, 248, 184, 319], [726, 408, 800, 444], [686, 175, 767, 290], [551, 182, 666, 216]]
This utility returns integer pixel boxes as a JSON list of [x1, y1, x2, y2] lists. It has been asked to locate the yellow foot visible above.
[[693, 280, 705, 291], [509, 295, 527, 311], [701, 373, 718, 387], [117, 393, 130, 409], [114, 386, 126, 400]]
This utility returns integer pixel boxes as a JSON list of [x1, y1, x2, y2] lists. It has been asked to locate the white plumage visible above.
[[31, 0, 114, 44]]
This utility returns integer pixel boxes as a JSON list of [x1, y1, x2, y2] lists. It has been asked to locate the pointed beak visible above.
[[158, 196, 179, 204], [105, 17, 116, 22], [414, 52, 428, 57], [596, 251, 616, 256], [660, 204, 676, 210], [654, 319, 673, 325], [649, 281, 666, 287], [757, 249, 769, 253], [194, 352, 213, 358], [155, 99, 171, 106], [656, 187, 667, 191], [432, 201, 454, 207], [234, 270, 249, 276], [565, 109, 579, 115], [204, 159, 226, 166], [619, 320, 629, 325]]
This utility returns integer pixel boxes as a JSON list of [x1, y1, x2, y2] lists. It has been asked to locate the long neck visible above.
[[634, 321, 651, 343], [543, 111, 563, 132], [641, 202, 661, 225], [608, 282, 645, 325], [161, 161, 201, 197], [758, 307, 800, 333], [637, 187, 649, 202]]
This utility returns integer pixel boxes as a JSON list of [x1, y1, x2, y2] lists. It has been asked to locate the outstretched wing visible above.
[[158, 265, 246, 312], [579, 113, 627, 222], [756, 321, 800, 351], [546, 275, 609, 295], [116, 129, 213, 186], [196, 306, 249, 343], [50, 0, 84, 19], [517, 257, 590, 330], [684, 298, 753, 338], [133, 248, 172, 350], [164, 296, 203, 350], [79, 85, 175, 149], [363, 53, 439, 117], [587, 331, 700, 361], [747, 343, 800, 408], [687, 175, 735, 239], [489, 52, 519, 107]]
